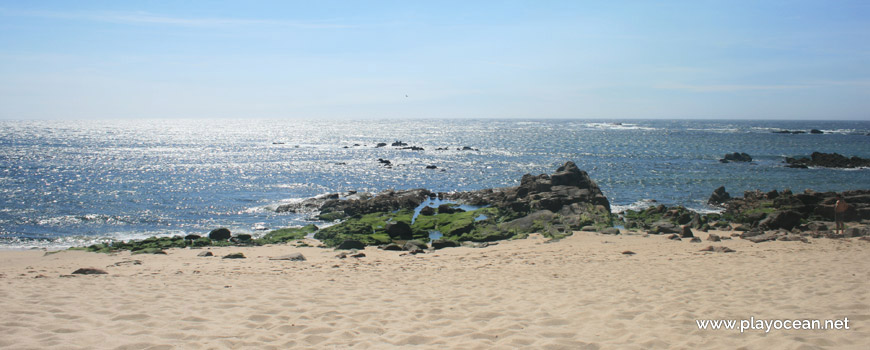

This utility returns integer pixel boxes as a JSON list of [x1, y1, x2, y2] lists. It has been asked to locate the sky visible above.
[[0, 0, 868, 120]]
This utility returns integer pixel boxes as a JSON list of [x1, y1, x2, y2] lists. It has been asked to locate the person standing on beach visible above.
[[835, 195, 848, 235]]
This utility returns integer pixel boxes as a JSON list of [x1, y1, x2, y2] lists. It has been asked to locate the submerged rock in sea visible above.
[[785, 152, 870, 169], [719, 152, 752, 163]]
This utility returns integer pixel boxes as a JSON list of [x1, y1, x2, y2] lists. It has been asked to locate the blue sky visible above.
[[0, 1, 868, 119]]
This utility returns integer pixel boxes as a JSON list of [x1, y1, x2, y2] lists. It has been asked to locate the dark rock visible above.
[[460, 146, 478, 151], [740, 228, 765, 238], [72, 268, 108, 275], [667, 234, 681, 240], [699, 246, 736, 253], [336, 240, 366, 250], [690, 237, 702, 243], [425, 165, 438, 169], [376, 142, 387, 147], [810, 129, 824, 134], [208, 228, 232, 241], [680, 225, 694, 238], [231, 234, 252, 243], [759, 210, 803, 230], [276, 194, 338, 213], [381, 243, 403, 251], [377, 158, 392, 166], [745, 232, 777, 243], [721, 152, 752, 162], [845, 227, 869, 237], [403, 240, 428, 251], [707, 234, 721, 242], [269, 252, 306, 261], [708, 186, 731, 206], [785, 152, 870, 169], [437, 204, 464, 214], [132, 248, 166, 255], [499, 210, 555, 233], [222, 253, 246, 259], [807, 222, 829, 232], [319, 189, 432, 218], [732, 224, 750, 232], [385, 221, 413, 240], [431, 239, 460, 250], [391, 141, 407, 147], [622, 251, 636, 255], [600, 227, 620, 235], [419, 206, 436, 216], [778, 235, 809, 242], [197, 251, 214, 257], [401, 146, 424, 151], [184, 234, 201, 241], [650, 222, 679, 234]]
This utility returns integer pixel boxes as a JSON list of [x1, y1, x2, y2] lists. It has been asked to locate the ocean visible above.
[[1, 119, 868, 249]]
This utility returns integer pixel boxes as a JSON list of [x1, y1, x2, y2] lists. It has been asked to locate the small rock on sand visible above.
[[270, 252, 306, 261], [72, 268, 108, 275], [699, 246, 736, 253]]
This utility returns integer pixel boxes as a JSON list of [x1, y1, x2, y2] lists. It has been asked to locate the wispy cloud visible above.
[[0, 8, 353, 29], [656, 79, 870, 92], [655, 82, 812, 92]]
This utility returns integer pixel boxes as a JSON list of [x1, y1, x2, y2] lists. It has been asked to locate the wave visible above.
[[610, 199, 659, 213], [582, 122, 658, 131], [685, 127, 741, 133]]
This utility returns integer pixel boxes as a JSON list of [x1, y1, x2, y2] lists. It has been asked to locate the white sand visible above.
[[1, 231, 868, 349]]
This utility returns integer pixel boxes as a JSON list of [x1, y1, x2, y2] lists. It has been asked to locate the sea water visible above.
[[1, 119, 868, 248]]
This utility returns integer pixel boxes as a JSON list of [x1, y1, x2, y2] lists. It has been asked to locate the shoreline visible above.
[[1, 230, 867, 349]]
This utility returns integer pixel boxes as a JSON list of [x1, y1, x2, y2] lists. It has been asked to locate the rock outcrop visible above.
[[708, 186, 731, 206], [312, 162, 612, 247], [719, 152, 752, 163], [318, 189, 433, 220], [785, 152, 870, 169]]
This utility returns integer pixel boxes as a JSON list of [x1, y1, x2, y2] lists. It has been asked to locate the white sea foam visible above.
[[611, 199, 659, 213], [583, 122, 658, 131]]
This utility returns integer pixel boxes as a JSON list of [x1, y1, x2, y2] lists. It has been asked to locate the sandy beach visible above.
[[1, 230, 868, 349]]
